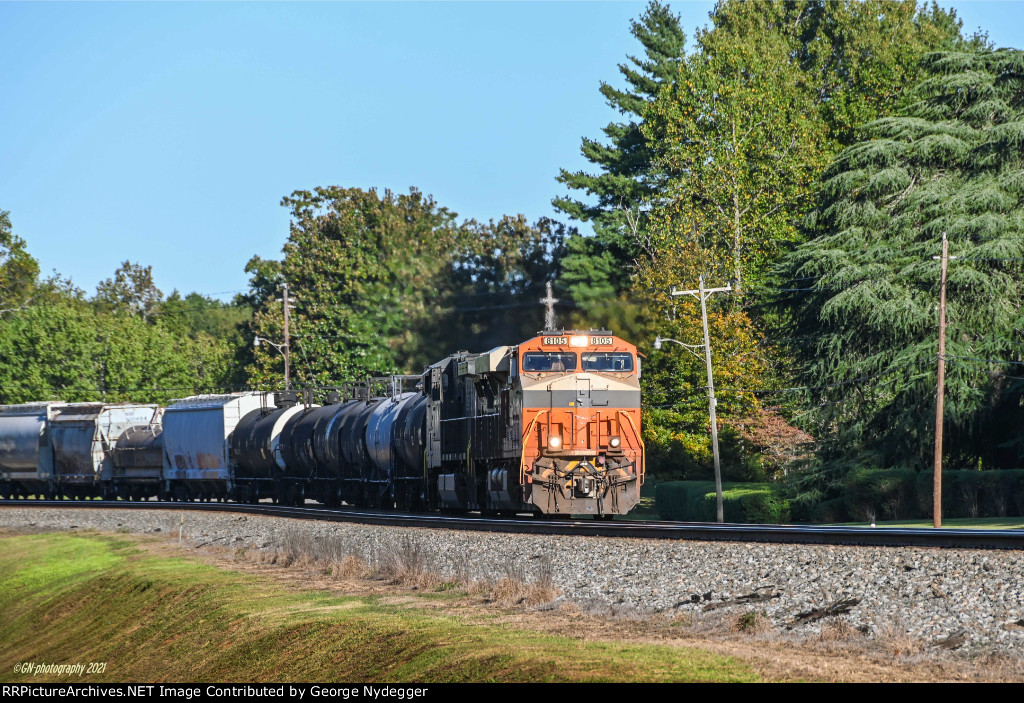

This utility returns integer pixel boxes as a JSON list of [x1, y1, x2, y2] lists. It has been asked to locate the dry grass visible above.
[[243, 527, 561, 607], [335, 554, 369, 579], [375, 536, 429, 586], [818, 617, 862, 643], [732, 611, 774, 637], [874, 616, 926, 658], [485, 576, 559, 607]]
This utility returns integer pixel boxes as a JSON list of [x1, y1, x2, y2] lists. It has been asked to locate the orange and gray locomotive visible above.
[[0, 330, 643, 518], [427, 330, 643, 516]]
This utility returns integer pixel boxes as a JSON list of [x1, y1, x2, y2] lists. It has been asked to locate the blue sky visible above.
[[1, 1, 1020, 301]]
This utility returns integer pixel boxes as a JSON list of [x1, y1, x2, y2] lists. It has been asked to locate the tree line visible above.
[[2, 0, 1022, 519]]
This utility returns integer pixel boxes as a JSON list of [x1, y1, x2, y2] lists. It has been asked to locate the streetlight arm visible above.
[[254, 336, 288, 355], [654, 337, 704, 351]]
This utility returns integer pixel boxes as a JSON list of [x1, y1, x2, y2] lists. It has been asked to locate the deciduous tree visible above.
[[0, 209, 39, 313], [95, 260, 163, 321]]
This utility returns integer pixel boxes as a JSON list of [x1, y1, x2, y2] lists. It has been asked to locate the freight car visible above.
[[0, 402, 160, 500], [0, 330, 644, 517]]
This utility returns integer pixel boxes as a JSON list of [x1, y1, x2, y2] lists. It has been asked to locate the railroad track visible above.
[[2, 500, 1024, 550]]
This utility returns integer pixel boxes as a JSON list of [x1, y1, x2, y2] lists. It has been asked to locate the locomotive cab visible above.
[[516, 331, 643, 517]]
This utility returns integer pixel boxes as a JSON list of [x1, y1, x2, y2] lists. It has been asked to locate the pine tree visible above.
[[782, 48, 1024, 476], [553, 1, 686, 300]]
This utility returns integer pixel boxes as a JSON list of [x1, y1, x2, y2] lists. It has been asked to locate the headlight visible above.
[[609, 436, 621, 448], [548, 435, 562, 449], [570, 335, 588, 347]]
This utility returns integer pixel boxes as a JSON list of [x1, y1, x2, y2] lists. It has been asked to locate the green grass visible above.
[[833, 517, 1024, 530], [0, 532, 762, 683]]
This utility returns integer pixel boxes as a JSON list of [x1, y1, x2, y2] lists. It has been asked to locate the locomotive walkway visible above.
[[3, 499, 1024, 550]]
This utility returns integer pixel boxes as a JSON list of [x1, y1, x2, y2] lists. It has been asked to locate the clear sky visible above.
[[1, 1, 1021, 301]]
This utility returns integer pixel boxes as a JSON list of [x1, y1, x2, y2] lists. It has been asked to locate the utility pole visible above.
[[254, 282, 293, 391], [540, 280, 559, 331], [672, 276, 733, 523], [932, 232, 953, 528], [281, 283, 291, 390]]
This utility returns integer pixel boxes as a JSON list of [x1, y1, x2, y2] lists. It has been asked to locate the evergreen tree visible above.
[[556, 234, 619, 306], [553, 1, 686, 300], [782, 49, 1024, 479]]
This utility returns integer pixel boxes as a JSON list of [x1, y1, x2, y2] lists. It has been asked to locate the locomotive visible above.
[[0, 330, 643, 517]]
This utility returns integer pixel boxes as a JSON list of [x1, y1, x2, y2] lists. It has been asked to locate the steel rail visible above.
[[2, 500, 1024, 550]]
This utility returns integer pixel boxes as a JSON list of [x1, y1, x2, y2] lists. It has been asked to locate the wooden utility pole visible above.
[[672, 276, 733, 523], [933, 232, 949, 528]]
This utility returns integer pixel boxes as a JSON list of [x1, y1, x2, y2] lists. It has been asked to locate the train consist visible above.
[[0, 331, 643, 517]]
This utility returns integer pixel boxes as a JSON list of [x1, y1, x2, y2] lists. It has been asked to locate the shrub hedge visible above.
[[655, 481, 790, 523], [844, 468, 1024, 521], [656, 470, 1024, 523]]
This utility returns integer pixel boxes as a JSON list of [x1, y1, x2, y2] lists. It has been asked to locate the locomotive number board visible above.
[[541, 336, 615, 346]]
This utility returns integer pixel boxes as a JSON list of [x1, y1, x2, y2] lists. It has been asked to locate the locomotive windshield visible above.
[[522, 352, 577, 372], [581, 352, 634, 372]]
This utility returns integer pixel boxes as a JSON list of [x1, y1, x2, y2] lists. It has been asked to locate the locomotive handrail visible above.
[[519, 410, 548, 483], [618, 410, 645, 485]]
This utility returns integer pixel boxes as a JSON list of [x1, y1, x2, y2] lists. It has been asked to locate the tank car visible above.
[[392, 391, 428, 510], [275, 387, 372, 508], [337, 394, 386, 506], [230, 391, 306, 503], [306, 392, 363, 507], [276, 400, 330, 506]]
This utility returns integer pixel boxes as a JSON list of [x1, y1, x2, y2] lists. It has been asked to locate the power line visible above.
[[0, 383, 252, 395], [944, 354, 1024, 368]]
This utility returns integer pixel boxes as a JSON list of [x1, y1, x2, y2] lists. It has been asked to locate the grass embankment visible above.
[[0, 532, 760, 683]]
